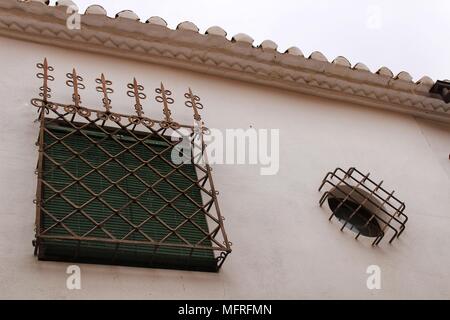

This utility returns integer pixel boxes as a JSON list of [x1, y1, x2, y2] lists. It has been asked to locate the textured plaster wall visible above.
[[0, 35, 449, 299]]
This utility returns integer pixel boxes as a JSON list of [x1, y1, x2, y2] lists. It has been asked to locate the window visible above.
[[318, 167, 408, 245], [327, 197, 383, 238], [32, 60, 231, 271], [38, 121, 217, 271]]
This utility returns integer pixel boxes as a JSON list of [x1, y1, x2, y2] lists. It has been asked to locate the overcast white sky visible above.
[[58, 0, 450, 82]]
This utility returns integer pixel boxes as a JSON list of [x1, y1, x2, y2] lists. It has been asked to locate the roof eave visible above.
[[0, 0, 448, 123]]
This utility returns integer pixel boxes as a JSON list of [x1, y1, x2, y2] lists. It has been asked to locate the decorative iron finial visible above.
[[33, 59, 199, 130], [95, 73, 113, 113], [127, 78, 146, 118], [184, 88, 204, 122], [155, 82, 176, 127], [36, 58, 54, 103], [65, 68, 85, 108], [155, 82, 175, 123]]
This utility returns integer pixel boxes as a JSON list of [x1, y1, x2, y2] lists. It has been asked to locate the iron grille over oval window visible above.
[[318, 168, 408, 245], [32, 58, 231, 272]]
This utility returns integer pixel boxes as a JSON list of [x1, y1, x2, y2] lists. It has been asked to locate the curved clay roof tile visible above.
[[284, 47, 304, 57], [416, 76, 434, 86], [145, 16, 167, 27], [354, 62, 370, 72], [177, 21, 199, 32], [259, 40, 278, 51], [205, 26, 227, 37], [376, 66, 394, 77], [115, 10, 140, 21], [395, 71, 413, 82], [85, 5, 107, 16], [332, 56, 351, 67], [309, 51, 328, 62], [231, 33, 254, 45]]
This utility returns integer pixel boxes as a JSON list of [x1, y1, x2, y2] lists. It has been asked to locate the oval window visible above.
[[327, 197, 384, 238]]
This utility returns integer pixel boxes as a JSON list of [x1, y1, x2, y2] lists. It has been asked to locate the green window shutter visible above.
[[39, 123, 217, 272]]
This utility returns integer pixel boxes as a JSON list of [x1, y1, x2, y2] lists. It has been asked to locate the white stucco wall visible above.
[[0, 35, 449, 299]]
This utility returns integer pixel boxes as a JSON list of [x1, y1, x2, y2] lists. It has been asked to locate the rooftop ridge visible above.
[[1, 0, 448, 123], [21, 0, 436, 85]]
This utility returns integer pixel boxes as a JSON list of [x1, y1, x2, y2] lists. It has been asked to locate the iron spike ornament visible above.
[[32, 59, 212, 131], [65, 68, 85, 109], [155, 83, 180, 129], [184, 88, 204, 122], [31, 59, 215, 132], [127, 78, 146, 118], [36, 58, 54, 103], [95, 73, 114, 113], [184, 87, 208, 156]]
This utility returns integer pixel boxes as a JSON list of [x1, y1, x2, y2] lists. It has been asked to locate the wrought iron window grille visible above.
[[31, 58, 231, 272], [318, 167, 408, 246]]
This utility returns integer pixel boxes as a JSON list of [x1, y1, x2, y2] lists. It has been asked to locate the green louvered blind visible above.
[[39, 122, 217, 271]]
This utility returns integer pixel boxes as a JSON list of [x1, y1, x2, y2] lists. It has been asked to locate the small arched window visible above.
[[318, 168, 408, 245], [327, 196, 383, 238]]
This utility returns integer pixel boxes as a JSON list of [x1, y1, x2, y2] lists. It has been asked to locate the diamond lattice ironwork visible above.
[[32, 58, 231, 271]]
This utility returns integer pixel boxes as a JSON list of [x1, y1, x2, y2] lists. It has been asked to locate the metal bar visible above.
[[31, 99, 197, 130], [320, 176, 406, 229], [32, 59, 230, 269], [185, 87, 203, 122], [127, 78, 146, 118], [96, 73, 113, 113], [41, 115, 227, 250], [318, 167, 407, 245], [33, 105, 46, 256], [37, 234, 225, 252]]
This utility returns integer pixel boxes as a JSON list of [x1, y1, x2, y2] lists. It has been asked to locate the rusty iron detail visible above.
[[127, 78, 146, 118], [318, 167, 408, 246], [155, 83, 180, 129], [31, 58, 231, 271], [126, 78, 147, 126], [184, 88, 204, 122], [65, 68, 85, 109], [36, 58, 54, 103], [95, 73, 114, 113]]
